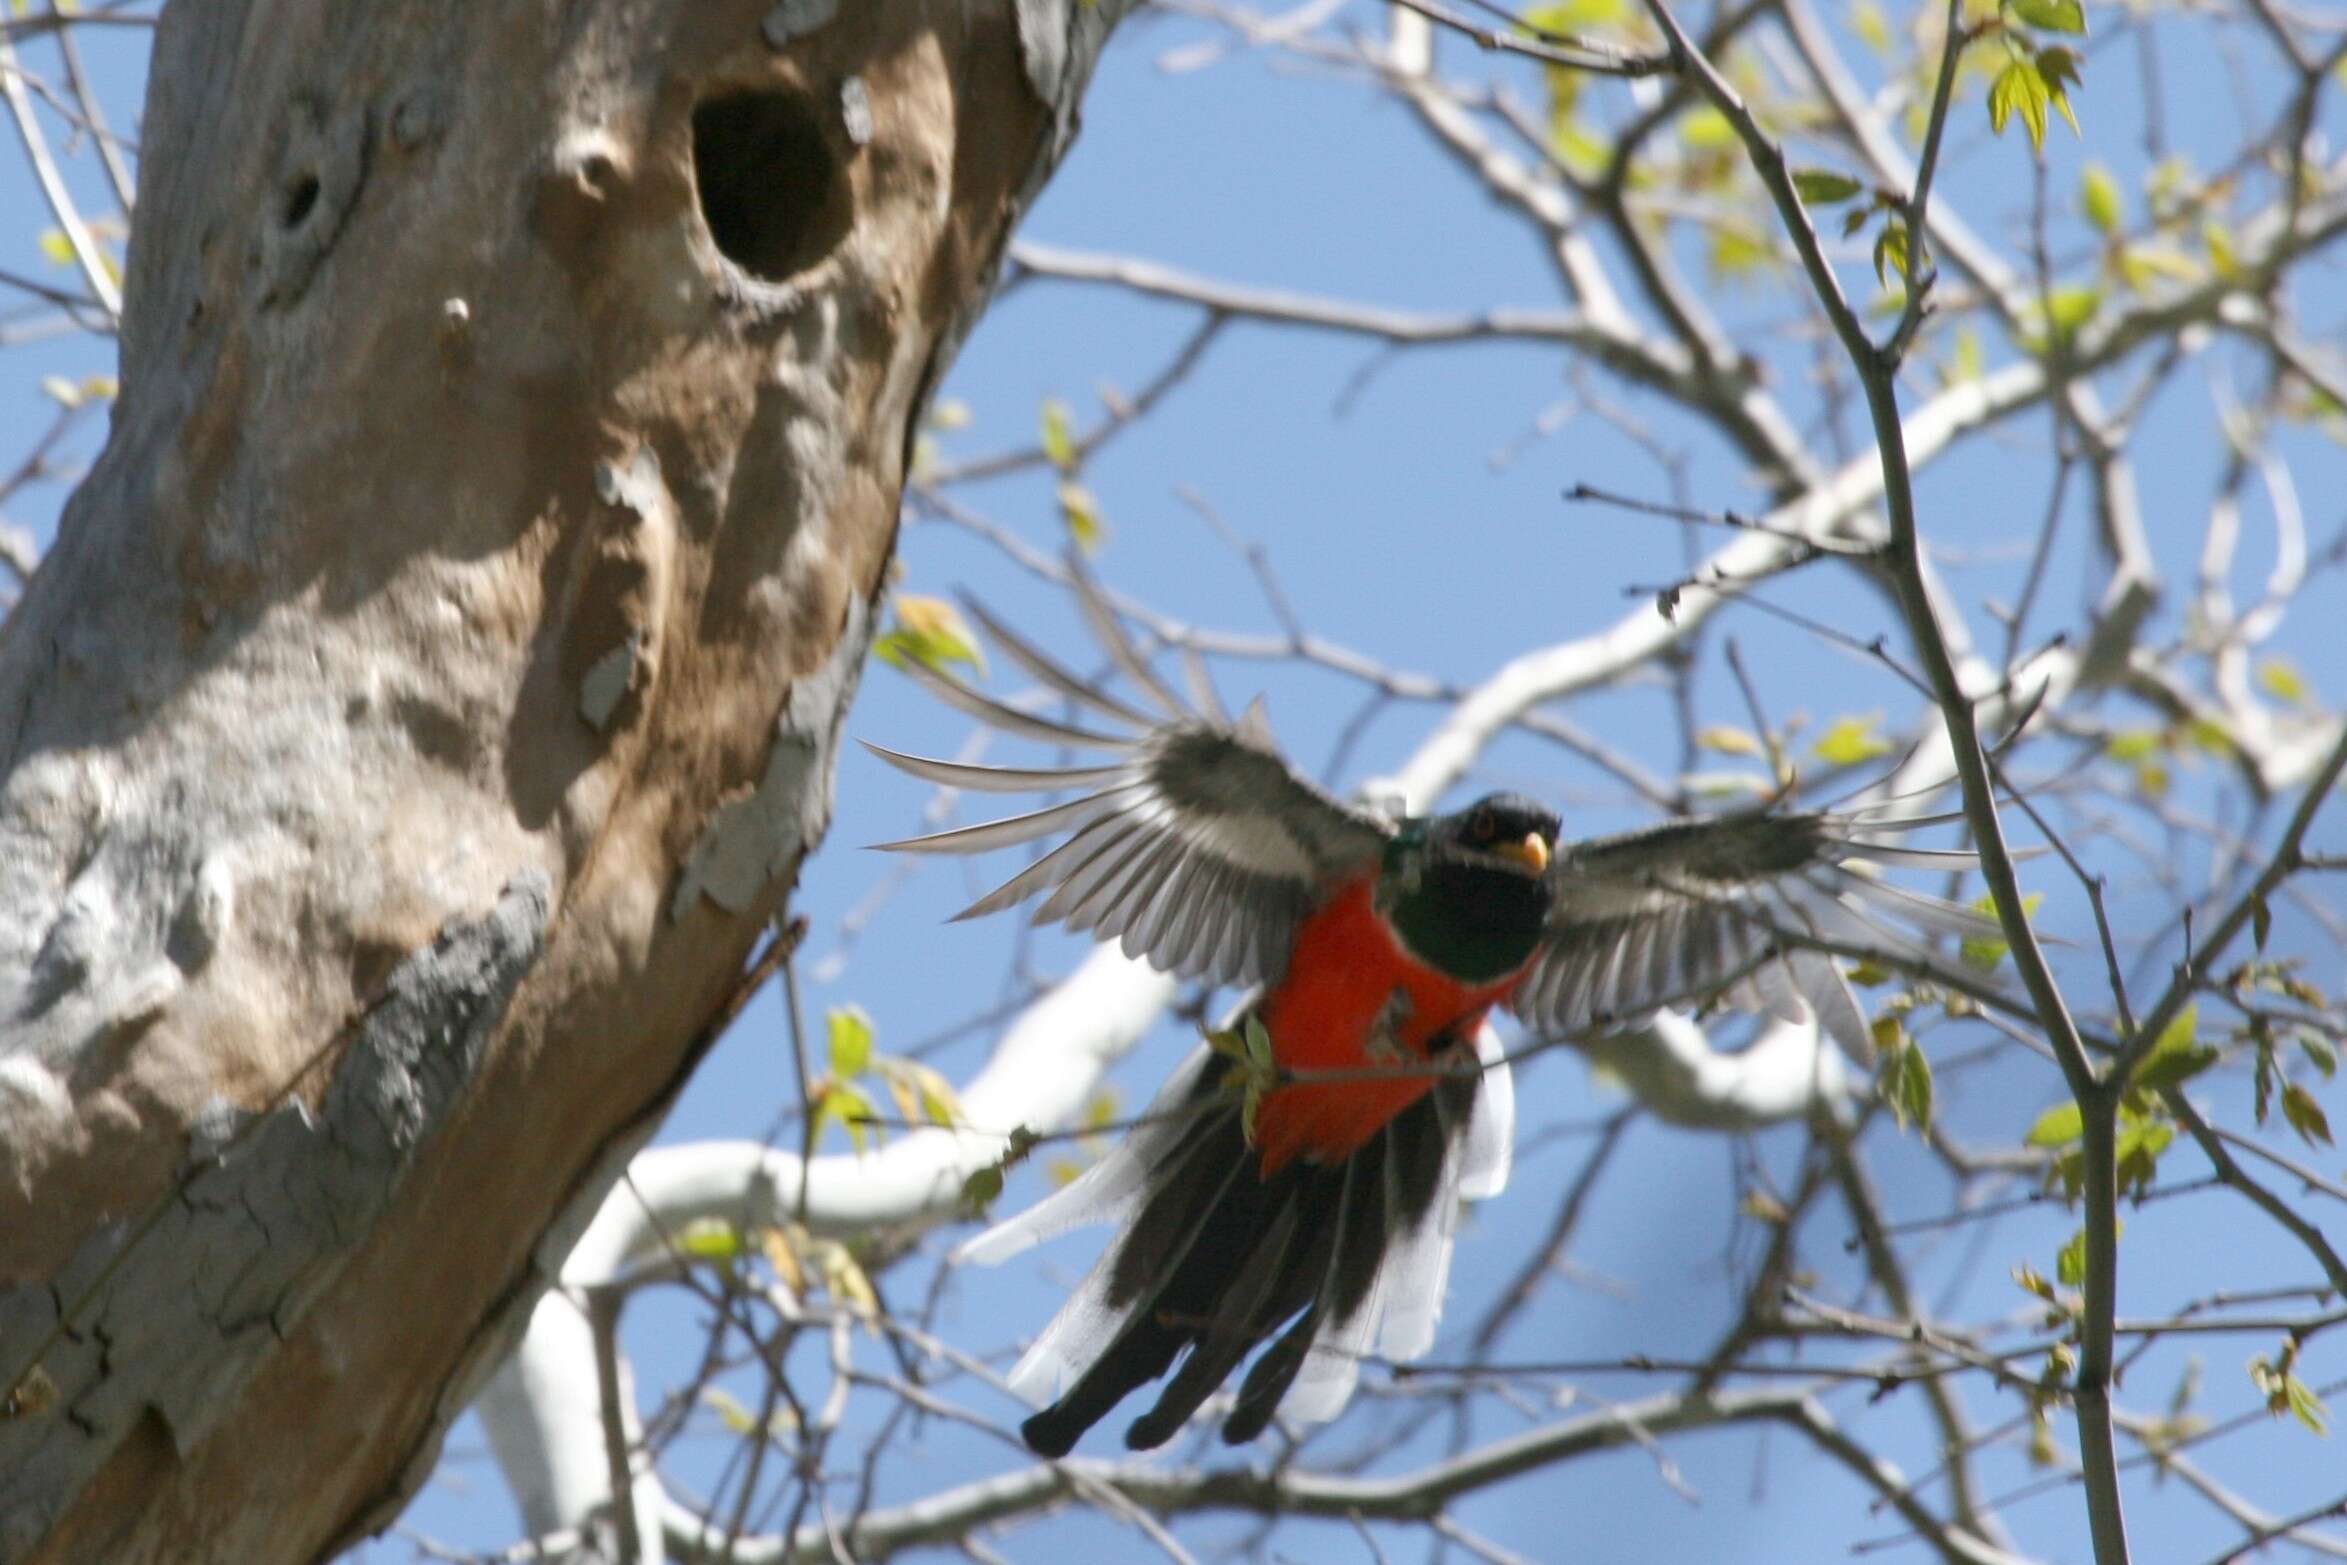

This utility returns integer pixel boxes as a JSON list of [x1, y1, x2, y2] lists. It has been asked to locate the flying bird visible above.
[[869, 578, 1992, 1457]]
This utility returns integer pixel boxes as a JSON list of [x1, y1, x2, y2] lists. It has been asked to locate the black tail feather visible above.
[[1019, 1137, 1250, 1459], [1220, 1301, 1322, 1445], [1123, 1199, 1306, 1449], [1017, 1051, 1478, 1455]]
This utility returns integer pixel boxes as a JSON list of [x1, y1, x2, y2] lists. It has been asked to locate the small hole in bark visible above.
[[692, 91, 846, 282], [282, 173, 321, 229]]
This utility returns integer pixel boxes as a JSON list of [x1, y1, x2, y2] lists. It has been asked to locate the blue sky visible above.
[[5, 4, 2346, 1561]]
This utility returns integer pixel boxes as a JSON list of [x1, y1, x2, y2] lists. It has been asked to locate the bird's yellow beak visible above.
[[1496, 832, 1551, 874]]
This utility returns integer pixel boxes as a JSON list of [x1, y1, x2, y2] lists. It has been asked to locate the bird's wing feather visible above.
[[1508, 811, 2006, 1061], [869, 577, 1393, 989]]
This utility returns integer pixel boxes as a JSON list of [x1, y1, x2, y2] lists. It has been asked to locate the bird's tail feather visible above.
[[962, 1028, 1511, 1456]]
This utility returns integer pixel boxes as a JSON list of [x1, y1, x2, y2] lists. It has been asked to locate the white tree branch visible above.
[[476, 944, 1175, 1547], [1374, 361, 2042, 813], [651, 1382, 2037, 1565]]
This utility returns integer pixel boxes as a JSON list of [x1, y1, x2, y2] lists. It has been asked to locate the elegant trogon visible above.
[[869, 578, 1991, 1457]]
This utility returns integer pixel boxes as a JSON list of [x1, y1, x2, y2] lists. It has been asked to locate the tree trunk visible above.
[[0, 2, 1126, 1558]]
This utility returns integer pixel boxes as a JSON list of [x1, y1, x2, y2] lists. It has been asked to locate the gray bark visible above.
[[0, 1, 1129, 1559]]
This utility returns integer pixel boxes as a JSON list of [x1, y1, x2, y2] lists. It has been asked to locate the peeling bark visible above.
[[0, 1, 1128, 1559]]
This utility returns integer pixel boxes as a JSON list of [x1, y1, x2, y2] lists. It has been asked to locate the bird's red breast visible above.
[[1252, 876, 1525, 1175]]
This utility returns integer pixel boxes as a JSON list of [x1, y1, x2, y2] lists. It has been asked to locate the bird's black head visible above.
[[1378, 792, 1560, 984], [1430, 792, 1561, 876]]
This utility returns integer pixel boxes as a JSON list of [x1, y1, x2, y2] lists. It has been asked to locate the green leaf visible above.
[[2028, 1410, 2063, 1467], [2035, 46, 2083, 134], [2299, 1030, 2338, 1080], [876, 1058, 921, 1126], [1851, 0, 1892, 53], [827, 1004, 875, 1080], [873, 594, 986, 677], [1040, 398, 1077, 471], [2257, 656, 2312, 708], [2134, 1006, 2219, 1092], [1208, 1016, 1282, 1148], [1549, 112, 1611, 178], [1056, 481, 1106, 554], [2055, 1224, 2091, 1286], [1708, 223, 1776, 281], [1872, 219, 1910, 288], [675, 1218, 743, 1265], [35, 228, 74, 267], [2046, 286, 2101, 336], [1792, 168, 1867, 206], [1519, 0, 1627, 35], [2251, 1353, 2331, 1435], [2104, 729, 2160, 762], [1944, 327, 1985, 386], [2026, 1100, 2085, 1147], [878, 1057, 964, 1129], [1813, 712, 1894, 767], [702, 1387, 757, 1435], [1694, 725, 1764, 757], [816, 1239, 879, 1317], [2287, 1376, 2331, 1436], [2008, 0, 2085, 34], [1987, 57, 2049, 148], [1680, 771, 1771, 800], [916, 1065, 964, 1126], [1989, 44, 2081, 151], [2021, 286, 2102, 353], [1879, 1027, 1934, 1132], [926, 398, 972, 432], [2116, 1115, 2174, 1197], [1961, 891, 2045, 971], [959, 1164, 1004, 1215], [2116, 243, 2202, 292], [2203, 219, 2238, 280], [2168, 1358, 2203, 1420], [1679, 105, 1737, 151], [2281, 1083, 2334, 1148], [814, 1080, 881, 1150], [2049, 1144, 2085, 1200], [959, 1127, 1040, 1215], [760, 1225, 806, 1293], [2080, 163, 2123, 234]]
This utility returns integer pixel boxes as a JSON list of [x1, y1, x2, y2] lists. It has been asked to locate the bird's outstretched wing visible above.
[[1509, 804, 2003, 1058], [867, 585, 1394, 989]]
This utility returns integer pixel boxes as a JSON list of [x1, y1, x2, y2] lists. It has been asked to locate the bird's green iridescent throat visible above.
[[1376, 828, 1550, 984]]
